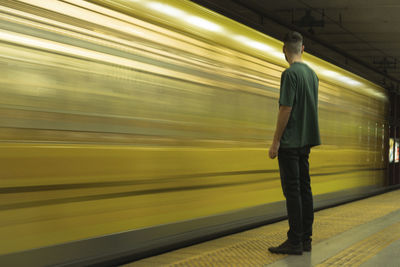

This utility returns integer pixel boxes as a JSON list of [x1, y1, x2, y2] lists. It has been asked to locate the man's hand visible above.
[[269, 105, 291, 159], [269, 141, 280, 159]]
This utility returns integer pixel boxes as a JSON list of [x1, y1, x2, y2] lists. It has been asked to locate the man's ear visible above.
[[301, 45, 305, 54]]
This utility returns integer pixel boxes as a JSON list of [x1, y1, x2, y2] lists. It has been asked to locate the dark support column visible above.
[[394, 126, 400, 184], [395, 125, 398, 185], [388, 125, 394, 185], [396, 95, 400, 184], [388, 92, 399, 186]]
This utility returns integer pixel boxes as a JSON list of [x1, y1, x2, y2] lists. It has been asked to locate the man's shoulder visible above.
[[292, 63, 318, 79], [282, 67, 296, 78], [285, 63, 307, 74], [283, 63, 318, 82]]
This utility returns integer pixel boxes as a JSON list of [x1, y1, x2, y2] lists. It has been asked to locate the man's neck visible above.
[[288, 54, 303, 65]]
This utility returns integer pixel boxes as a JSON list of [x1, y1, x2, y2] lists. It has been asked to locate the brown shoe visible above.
[[268, 240, 303, 255]]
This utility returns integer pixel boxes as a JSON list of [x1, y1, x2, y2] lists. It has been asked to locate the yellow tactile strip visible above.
[[315, 221, 400, 267], [126, 189, 400, 267]]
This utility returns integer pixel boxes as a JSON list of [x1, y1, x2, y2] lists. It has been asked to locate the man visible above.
[[268, 31, 321, 255]]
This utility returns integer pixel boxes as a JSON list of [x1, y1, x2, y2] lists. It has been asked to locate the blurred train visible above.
[[0, 0, 389, 265]]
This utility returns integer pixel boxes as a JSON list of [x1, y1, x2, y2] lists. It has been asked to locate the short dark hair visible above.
[[283, 31, 303, 54]]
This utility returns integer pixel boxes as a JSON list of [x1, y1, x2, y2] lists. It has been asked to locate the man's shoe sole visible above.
[[268, 248, 303, 255]]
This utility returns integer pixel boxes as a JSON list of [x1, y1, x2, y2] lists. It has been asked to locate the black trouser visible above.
[[278, 146, 314, 244]]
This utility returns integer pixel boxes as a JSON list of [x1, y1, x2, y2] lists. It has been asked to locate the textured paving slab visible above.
[[267, 208, 400, 267], [124, 189, 400, 267]]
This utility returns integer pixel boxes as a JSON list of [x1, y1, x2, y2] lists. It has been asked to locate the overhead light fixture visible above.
[[233, 35, 274, 52], [338, 76, 361, 86], [146, 3, 222, 32], [185, 16, 222, 32], [247, 40, 274, 52], [321, 70, 361, 86], [271, 51, 285, 60], [321, 70, 337, 77], [147, 2, 186, 17]]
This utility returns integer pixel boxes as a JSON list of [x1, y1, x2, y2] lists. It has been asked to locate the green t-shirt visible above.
[[279, 62, 321, 148]]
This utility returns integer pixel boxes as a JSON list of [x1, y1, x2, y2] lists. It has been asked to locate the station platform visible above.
[[124, 189, 400, 267]]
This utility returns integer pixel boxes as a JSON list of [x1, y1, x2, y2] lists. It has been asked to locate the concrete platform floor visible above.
[[124, 189, 400, 267]]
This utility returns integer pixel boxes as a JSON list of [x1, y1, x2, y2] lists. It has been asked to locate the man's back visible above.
[[279, 62, 320, 148], [269, 30, 319, 255]]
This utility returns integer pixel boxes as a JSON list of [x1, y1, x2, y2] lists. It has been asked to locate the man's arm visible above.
[[269, 105, 292, 159]]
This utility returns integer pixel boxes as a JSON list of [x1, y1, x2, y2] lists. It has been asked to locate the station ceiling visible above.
[[190, 0, 400, 92]]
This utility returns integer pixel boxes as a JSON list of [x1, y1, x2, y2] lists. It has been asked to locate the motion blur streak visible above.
[[0, 0, 388, 260]]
